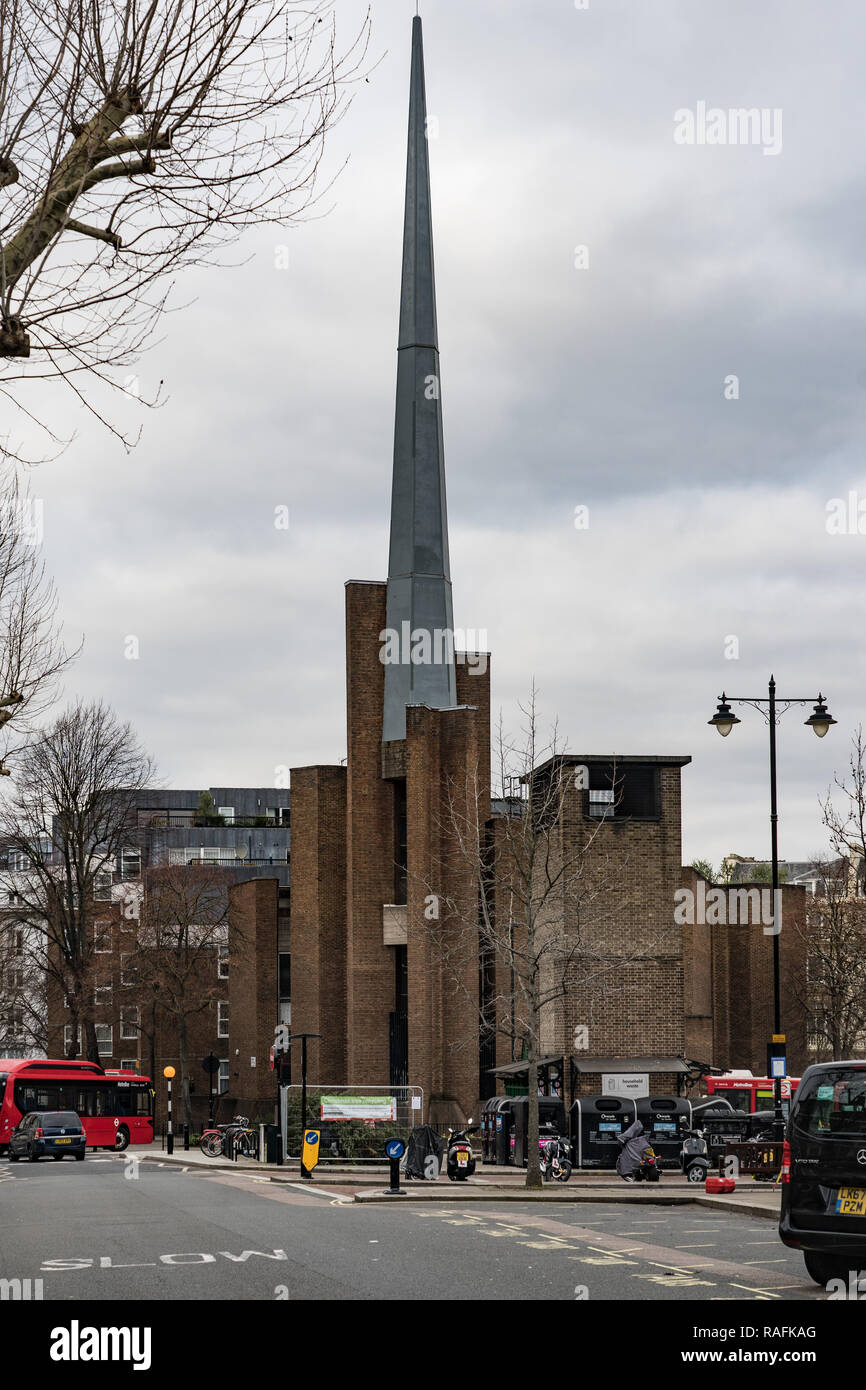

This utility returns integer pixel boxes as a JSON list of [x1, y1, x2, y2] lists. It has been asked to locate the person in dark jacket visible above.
[[616, 1119, 653, 1181]]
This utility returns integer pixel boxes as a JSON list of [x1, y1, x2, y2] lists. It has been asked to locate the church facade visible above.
[[284, 17, 810, 1121]]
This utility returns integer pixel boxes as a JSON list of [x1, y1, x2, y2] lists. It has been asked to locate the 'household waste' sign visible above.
[[602, 1073, 650, 1099], [320, 1095, 397, 1122]]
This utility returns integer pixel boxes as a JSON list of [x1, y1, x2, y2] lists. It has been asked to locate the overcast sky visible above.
[[14, 0, 866, 868]]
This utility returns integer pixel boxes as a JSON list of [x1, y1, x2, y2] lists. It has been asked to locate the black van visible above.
[[779, 1060, 866, 1284]]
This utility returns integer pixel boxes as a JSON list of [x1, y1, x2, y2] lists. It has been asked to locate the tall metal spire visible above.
[[383, 15, 457, 743]]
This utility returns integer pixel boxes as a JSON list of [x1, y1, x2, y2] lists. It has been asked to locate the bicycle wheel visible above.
[[203, 1133, 224, 1158], [233, 1131, 254, 1158]]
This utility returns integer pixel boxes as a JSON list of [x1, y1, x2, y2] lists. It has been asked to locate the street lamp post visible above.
[[709, 676, 836, 1141]]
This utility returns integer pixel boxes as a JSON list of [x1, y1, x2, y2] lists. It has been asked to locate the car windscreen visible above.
[[794, 1069, 866, 1138], [40, 1112, 81, 1128]]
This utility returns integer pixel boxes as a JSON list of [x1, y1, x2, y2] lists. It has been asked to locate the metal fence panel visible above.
[[282, 1084, 424, 1162]]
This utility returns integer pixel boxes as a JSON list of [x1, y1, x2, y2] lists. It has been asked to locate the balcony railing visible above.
[[141, 814, 289, 829]]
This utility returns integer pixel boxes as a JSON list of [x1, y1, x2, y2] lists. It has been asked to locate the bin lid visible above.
[[570, 1095, 636, 1113]]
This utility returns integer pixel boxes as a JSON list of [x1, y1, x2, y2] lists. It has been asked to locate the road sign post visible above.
[[384, 1137, 405, 1195], [302, 1129, 320, 1174]]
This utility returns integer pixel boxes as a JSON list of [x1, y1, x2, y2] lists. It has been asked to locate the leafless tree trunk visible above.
[[0, 0, 371, 454], [128, 861, 237, 1131], [0, 698, 156, 1062]]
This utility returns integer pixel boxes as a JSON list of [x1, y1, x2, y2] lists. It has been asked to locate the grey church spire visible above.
[[383, 15, 457, 743]]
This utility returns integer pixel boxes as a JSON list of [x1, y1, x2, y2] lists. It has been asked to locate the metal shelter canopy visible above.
[[487, 1055, 566, 1078], [571, 1055, 693, 1074]]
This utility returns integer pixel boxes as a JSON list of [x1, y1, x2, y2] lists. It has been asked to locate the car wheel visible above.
[[804, 1251, 856, 1286], [114, 1126, 130, 1153], [75, 1153, 85, 1162], [8, 1149, 19, 1162], [28, 1148, 39, 1162]]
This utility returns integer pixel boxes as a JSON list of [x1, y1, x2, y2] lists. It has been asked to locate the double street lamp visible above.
[[708, 676, 836, 1141]]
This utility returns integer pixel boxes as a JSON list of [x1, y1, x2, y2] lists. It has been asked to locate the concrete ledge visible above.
[[353, 1188, 698, 1205], [696, 1194, 780, 1221]]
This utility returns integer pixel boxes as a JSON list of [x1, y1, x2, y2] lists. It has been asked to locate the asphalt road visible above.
[[0, 1154, 827, 1301]]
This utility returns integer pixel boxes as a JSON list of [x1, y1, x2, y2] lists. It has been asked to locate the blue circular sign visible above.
[[385, 1138, 405, 1159], [305, 1131, 319, 1146]]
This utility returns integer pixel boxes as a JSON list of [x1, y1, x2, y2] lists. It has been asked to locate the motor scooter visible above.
[[680, 1128, 710, 1184], [540, 1135, 573, 1183], [446, 1121, 477, 1181]]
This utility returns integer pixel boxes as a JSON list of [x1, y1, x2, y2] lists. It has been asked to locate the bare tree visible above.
[[0, 463, 73, 764], [127, 861, 235, 1130], [416, 691, 629, 1189], [0, 0, 371, 452], [822, 726, 866, 888], [0, 698, 156, 1061], [791, 855, 866, 1061], [0, 910, 48, 1053]]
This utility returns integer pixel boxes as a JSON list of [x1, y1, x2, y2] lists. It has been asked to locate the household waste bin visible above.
[[509, 1096, 566, 1167], [635, 1096, 693, 1172], [482, 1097, 513, 1165], [570, 1095, 637, 1169]]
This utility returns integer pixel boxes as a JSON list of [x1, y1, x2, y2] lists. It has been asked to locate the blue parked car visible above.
[[8, 1111, 86, 1162]]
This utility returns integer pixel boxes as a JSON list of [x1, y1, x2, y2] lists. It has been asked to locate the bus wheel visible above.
[[114, 1126, 130, 1152]]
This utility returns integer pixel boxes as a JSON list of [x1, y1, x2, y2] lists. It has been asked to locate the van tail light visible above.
[[34, 1128, 43, 1138], [780, 1139, 791, 1184]]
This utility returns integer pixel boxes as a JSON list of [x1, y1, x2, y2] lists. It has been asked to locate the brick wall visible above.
[[288, 765, 348, 1083]]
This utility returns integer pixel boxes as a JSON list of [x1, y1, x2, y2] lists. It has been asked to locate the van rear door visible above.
[[789, 1067, 866, 1235]]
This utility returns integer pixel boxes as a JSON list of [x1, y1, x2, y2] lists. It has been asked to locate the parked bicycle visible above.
[[199, 1116, 257, 1159]]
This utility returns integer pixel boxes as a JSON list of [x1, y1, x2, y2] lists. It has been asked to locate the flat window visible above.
[[218, 1060, 229, 1095], [585, 763, 659, 819], [120, 848, 141, 881], [94, 874, 113, 902], [96, 1024, 113, 1056], [217, 1001, 229, 1038], [279, 953, 291, 999], [120, 1007, 139, 1040], [218, 947, 229, 980], [93, 922, 112, 953], [94, 981, 112, 1006]]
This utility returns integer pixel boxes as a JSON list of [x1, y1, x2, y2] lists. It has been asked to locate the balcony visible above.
[[141, 813, 289, 829]]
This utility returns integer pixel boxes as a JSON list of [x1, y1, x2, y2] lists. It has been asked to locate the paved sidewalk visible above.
[[137, 1144, 782, 1218]]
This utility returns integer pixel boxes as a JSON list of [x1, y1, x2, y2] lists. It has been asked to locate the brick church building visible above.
[[283, 17, 809, 1121]]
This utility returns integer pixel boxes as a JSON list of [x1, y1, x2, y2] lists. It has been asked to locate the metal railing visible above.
[[143, 814, 289, 829]]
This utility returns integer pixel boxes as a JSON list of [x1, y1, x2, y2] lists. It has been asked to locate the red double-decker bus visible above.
[[706, 1072, 801, 1119], [0, 1058, 153, 1155]]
